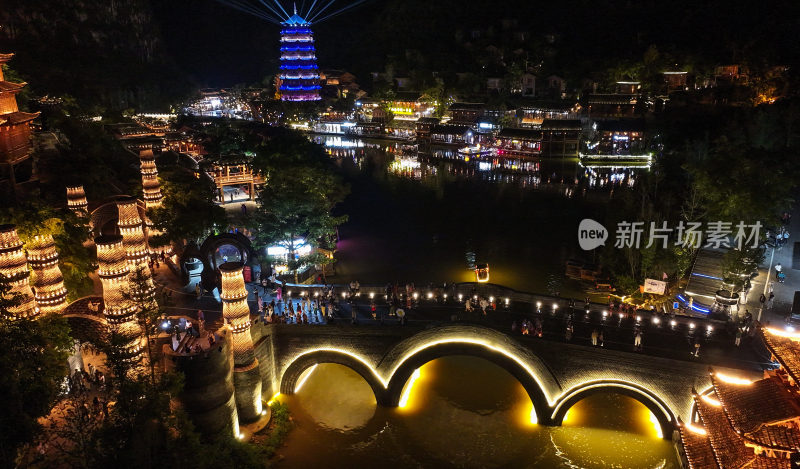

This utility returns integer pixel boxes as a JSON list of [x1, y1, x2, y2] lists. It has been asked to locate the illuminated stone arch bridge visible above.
[[177, 322, 760, 440]]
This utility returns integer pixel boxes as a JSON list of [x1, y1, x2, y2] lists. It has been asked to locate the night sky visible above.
[[151, 0, 800, 88]]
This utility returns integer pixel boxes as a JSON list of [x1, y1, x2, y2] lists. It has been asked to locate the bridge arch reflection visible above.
[[274, 324, 687, 438], [550, 380, 675, 439]]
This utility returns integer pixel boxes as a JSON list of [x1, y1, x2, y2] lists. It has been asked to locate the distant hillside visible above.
[[1, 0, 192, 112]]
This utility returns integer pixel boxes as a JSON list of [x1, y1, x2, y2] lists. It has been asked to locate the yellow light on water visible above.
[[398, 368, 421, 408], [529, 404, 538, 425], [294, 364, 318, 393], [649, 411, 663, 439]]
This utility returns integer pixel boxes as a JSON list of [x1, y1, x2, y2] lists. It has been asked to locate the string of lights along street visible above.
[[214, 0, 368, 101]]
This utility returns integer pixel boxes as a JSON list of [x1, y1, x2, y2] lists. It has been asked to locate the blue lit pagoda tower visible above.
[[278, 7, 321, 101]]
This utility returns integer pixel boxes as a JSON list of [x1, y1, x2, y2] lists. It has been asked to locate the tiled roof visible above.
[[497, 128, 543, 140], [541, 119, 582, 130], [695, 396, 755, 468], [762, 330, 800, 384], [712, 373, 800, 436], [0, 111, 39, 126], [0, 80, 25, 93], [749, 456, 792, 468], [748, 424, 800, 451], [678, 421, 719, 469]]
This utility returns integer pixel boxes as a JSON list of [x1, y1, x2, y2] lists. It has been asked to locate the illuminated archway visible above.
[[384, 342, 550, 424], [280, 349, 386, 402], [550, 381, 675, 439]]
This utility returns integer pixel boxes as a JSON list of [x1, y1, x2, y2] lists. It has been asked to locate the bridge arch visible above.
[[384, 341, 552, 424], [280, 350, 386, 403], [377, 325, 562, 424], [550, 380, 675, 439]]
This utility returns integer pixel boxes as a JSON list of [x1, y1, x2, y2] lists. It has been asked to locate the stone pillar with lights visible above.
[[27, 234, 68, 315], [66, 185, 89, 215], [220, 261, 263, 423], [95, 234, 144, 360], [0, 224, 37, 318]]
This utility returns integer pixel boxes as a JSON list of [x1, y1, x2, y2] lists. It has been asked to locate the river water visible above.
[[274, 357, 678, 468], [274, 136, 675, 467], [314, 135, 648, 295]]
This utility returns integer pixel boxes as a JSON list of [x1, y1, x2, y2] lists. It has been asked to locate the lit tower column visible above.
[[66, 185, 89, 215], [220, 261, 263, 423], [27, 234, 68, 315], [0, 225, 37, 318], [95, 235, 144, 359], [139, 150, 164, 210], [138, 150, 167, 254], [117, 198, 150, 268], [278, 11, 321, 101], [117, 198, 156, 312]]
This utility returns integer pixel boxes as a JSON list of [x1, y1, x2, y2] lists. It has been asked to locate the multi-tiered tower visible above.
[[117, 199, 150, 268], [278, 10, 321, 102], [139, 150, 163, 210], [27, 234, 68, 315], [95, 235, 144, 359], [66, 185, 89, 215], [117, 198, 156, 307], [220, 262, 262, 422], [0, 225, 37, 318], [0, 52, 40, 192]]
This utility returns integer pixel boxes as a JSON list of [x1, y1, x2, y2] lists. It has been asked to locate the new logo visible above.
[[578, 219, 608, 250]]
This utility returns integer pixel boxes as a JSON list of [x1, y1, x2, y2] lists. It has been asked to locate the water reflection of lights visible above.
[[649, 411, 663, 439], [294, 364, 319, 393], [313, 135, 652, 194], [398, 368, 421, 408]]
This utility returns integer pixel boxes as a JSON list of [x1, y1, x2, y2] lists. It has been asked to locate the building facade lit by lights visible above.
[[0, 52, 40, 195], [677, 326, 800, 468], [0, 224, 38, 318], [27, 234, 68, 315], [277, 11, 321, 102]]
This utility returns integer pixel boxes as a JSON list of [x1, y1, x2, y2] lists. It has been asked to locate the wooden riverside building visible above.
[[0, 52, 39, 195], [677, 326, 800, 468]]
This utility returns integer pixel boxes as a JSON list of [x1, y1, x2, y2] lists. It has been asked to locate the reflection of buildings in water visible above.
[[315, 135, 644, 192], [388, 156, 426, 180], [583, 166, 639, 188]]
